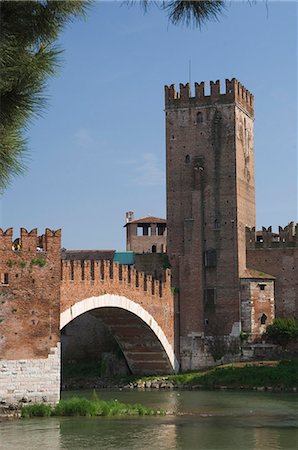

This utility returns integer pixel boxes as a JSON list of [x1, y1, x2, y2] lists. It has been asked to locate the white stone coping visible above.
[[60, 294, 179, 373]]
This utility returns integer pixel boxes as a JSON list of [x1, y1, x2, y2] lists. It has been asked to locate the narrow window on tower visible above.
[[204, 249, 217, 268], [260, 313, 267, 325], [196, 112, 203, 124], [214, 219, 221, 230], [204, 288, 216, 311], [185, 154, 190, 164], [1, 273, 9, 285]]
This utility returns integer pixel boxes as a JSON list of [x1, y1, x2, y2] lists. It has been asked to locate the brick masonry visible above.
[[61, 261, 177, 374], [0, 228, 61, 405], [165, 79, 258, 370]]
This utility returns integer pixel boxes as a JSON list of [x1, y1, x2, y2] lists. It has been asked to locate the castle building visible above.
[[1, 79, 297, 392], [125, 211, 167, 254], [164, 79, 297, 370]]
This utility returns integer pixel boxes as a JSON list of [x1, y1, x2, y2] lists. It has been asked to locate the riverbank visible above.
[[63, 359, 298, 392]]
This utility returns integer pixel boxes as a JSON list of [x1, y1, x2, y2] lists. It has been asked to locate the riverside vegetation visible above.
[[63, 360, 298, 392], [131, 360, 298, 391], [21, 392, 164, 418]]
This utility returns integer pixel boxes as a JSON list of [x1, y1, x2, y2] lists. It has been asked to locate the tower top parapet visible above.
[[165, 78, 254, 117]]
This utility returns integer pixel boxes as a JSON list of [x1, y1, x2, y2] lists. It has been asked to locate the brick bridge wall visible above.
[[0, 228, 176, 405], [60, 260, 176, 374]]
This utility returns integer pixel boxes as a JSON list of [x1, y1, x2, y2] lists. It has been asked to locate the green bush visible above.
[[53, 397, 98, 417], [6, 260, 16, 268], [31, 257, 46, 267], [21, 396, 164, 418], [266, 318, 298, 349], [21, 404, 52, 418]]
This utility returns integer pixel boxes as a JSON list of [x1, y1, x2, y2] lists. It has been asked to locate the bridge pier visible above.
[[0, 345, 60, 405]]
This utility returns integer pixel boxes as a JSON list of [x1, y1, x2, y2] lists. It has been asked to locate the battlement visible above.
[[61, 259, 171, 299], [246, 222, 298, 249], [165, 78, 254, 116], [0, 227, 61, 254]]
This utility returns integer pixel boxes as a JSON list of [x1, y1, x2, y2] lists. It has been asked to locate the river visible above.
[[0, 389, 297, 450]]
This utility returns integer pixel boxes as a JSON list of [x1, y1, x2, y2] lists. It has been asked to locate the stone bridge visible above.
[[60, 260, 178, 375]]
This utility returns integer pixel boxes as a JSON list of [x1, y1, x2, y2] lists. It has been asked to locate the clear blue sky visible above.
[[1, 0, 297, 250]]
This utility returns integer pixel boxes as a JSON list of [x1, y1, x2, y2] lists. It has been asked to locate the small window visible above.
[[157, 226, 165, 236], [1, 273, 9, 285], [185, 154, 190, 164], [196, 112, 203, 124], [214, 219, 220, 230], [152, 245, 157, 253], [259, 283, 266, 291], [260, 313, 267, 325], [204, 249, 217, 268], [204, 288, 216, 307], [143, 226, 149, 236]]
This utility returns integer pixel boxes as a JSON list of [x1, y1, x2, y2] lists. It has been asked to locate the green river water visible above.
[[0, 389, 297, 450]]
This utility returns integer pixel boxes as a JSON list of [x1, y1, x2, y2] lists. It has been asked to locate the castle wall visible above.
[[246, 225, 298, 319], [247, 248, 298, 319], [0, 228, 61, 405], [134, 253, 168, 280]]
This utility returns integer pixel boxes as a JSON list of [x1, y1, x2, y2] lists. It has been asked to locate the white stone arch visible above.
[[60, 294, 179, 373]]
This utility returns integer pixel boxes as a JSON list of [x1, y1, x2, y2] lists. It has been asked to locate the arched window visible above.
[[185, 154, 190, 164], [196, 112, 203, 124], [152, 245, 157, 253], [260, 313, 267, 325]]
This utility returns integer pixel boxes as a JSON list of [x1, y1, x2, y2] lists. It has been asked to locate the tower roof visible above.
[[124, 216, 166, 227]]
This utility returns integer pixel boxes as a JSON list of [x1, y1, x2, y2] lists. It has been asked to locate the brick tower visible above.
[[165, 79, 256, 369]]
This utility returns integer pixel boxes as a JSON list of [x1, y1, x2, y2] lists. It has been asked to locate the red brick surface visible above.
[[0, 228, 61, 359]]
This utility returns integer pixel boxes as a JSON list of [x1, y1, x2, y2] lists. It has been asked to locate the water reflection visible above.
[[0, 390, 297, 450]]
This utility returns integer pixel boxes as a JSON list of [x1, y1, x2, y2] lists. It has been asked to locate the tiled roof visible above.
[[61, 250, 115, 261], [125, 216, 166, 226], [241, 268, 275, 279]]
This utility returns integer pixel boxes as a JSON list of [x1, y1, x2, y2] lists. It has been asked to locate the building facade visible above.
[[125, 211, 167, 254], [164, 79, 296, 370]]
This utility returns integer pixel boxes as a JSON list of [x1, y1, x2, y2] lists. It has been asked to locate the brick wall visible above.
[[0, 228, 61, 405], [247, 248, 298, 319], [165, 80, 256, 371]]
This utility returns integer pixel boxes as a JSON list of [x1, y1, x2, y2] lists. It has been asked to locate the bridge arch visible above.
[[60, 294, 179, 374]]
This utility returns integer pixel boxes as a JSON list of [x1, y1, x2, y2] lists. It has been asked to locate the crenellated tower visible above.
[[165, 79, 256, 369]]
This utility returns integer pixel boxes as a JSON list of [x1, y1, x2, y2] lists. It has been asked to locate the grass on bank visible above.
[[21, 394, 164, 418], [167, 359, 298, 388], [131, 360, 298, 389]]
